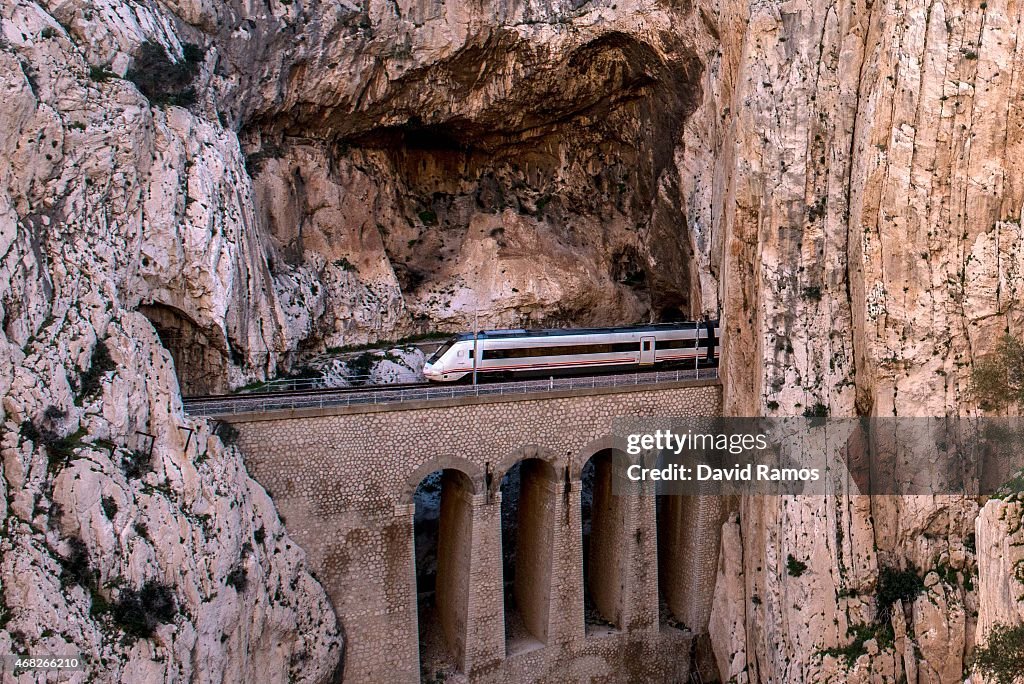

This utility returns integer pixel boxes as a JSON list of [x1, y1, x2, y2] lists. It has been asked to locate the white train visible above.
[[422, 320, 720, 383]]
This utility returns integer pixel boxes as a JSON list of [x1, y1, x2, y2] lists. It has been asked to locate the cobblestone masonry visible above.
[[226, 380, 722, 682]]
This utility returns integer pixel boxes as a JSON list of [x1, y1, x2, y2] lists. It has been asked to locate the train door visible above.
[[640, 336, 656, 365]]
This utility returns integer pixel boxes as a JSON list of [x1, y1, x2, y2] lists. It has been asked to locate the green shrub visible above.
[[822, 622, 893, 667], [786, 554, 808, 577], [214, 421, 239, 446], [333, 257, 357, 272], [58, 537, 94, 588], [226, 564, 248, 592], [972, 334, 1024, 410], [973, 622, 1024, 684], [346, 352, 375, 384], [101, 496, 118, 519], [41, 427, 86, 474], [126, 40, 205, 107], [803, 403, 829, 418], [79, 340, 115, 400], [88, 64, 114, 82], [875, 565, 924, 620], [111, 581, 177, 638], [19, 420, 40, 443], [121, 449, 151, 478]]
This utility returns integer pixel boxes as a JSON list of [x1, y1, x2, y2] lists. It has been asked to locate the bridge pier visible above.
[[460, 490, 505, 675]]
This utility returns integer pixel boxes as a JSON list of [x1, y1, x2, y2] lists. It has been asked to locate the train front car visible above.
[[422, 320, 720, 383], [422, 335, 475, 382]]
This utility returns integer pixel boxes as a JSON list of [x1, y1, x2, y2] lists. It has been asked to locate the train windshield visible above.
[[427, 339, 456, 364]]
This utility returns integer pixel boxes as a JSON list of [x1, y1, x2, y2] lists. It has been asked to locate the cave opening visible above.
[[138, 303, 228, 396]]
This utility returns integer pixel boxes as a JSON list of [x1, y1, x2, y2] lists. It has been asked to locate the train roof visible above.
[[452, 320, 719, 342]]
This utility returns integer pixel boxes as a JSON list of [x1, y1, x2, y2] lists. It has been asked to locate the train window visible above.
[[427, 340, 456, 362], [643, 341, 652, 351], [659, 337, 698, 350], [483, 341, 639, 360]]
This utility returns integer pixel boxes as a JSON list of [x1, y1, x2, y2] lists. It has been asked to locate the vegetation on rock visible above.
[[126, 41, 205, 107], [973, 622, 1024, 684], [972, 335, 1024, 411]]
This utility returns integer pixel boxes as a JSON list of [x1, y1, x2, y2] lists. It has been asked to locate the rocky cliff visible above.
[[3, 0, 1024, 681], [707, 0, 1024, 681], [0, 0, 343, 680]]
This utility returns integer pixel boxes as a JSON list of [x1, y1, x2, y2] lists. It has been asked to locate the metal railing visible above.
[[183, 367, 719, 417]]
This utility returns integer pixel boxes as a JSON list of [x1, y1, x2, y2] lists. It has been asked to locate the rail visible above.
[[183, 367, 719, 417]]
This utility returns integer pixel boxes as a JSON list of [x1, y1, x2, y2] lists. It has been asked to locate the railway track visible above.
[[184, 381, 432, 403], [182, 367, 719, 417]]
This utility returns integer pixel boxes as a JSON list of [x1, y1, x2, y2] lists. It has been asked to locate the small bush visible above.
[[333, 257, 357, 272], [822, 622, 894, 667], [346, 352, 375, 384], [134, 522, 149, 540], [79, 340, 115, 400], [19, 420, 40, 443], [802, 286, 823, 301], [111, 580, 177, 638], [417, 209, 438, 225], [226, 564, 249, 593], [41, 427, 86, 474], [101, 496, 118, 519], [786, 554, 808, 577], [973, 335, 1024, 411], [43, 405, 66, 423], [253, 526, 266, 545], [121, 449, 151, 478], [88, 64, 114, 82], [59, 537, 94, 588], [875, 565, 924, 620], [973, 622, 1024, 684], [803, 403, 829, 418], [126, 40, 205, 107]]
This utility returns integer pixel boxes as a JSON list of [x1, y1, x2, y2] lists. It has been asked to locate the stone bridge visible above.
[[213, 378, 723, 682]]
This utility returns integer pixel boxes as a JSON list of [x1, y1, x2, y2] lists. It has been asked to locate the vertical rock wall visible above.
[[696, 0, 1024, 681], [0, 1, 341, 680]]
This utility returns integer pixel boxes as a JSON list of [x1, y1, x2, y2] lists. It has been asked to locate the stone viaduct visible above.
[[214, 379, 723, 683]]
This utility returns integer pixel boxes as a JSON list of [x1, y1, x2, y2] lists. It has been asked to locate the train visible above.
[[422, 320, 720, 383]]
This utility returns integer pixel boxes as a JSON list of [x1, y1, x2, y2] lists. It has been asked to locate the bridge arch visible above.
[[571, 435, 633, 481], [492, 444, 562, 486], [400, 456, 483, 506]]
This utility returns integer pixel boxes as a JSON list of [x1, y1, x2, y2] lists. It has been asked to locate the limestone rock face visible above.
[[702, 0, 1024, 681], [0, 1, 341, 680], [5, 0, 1024, 680], [976, 499, 1024, 634]]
